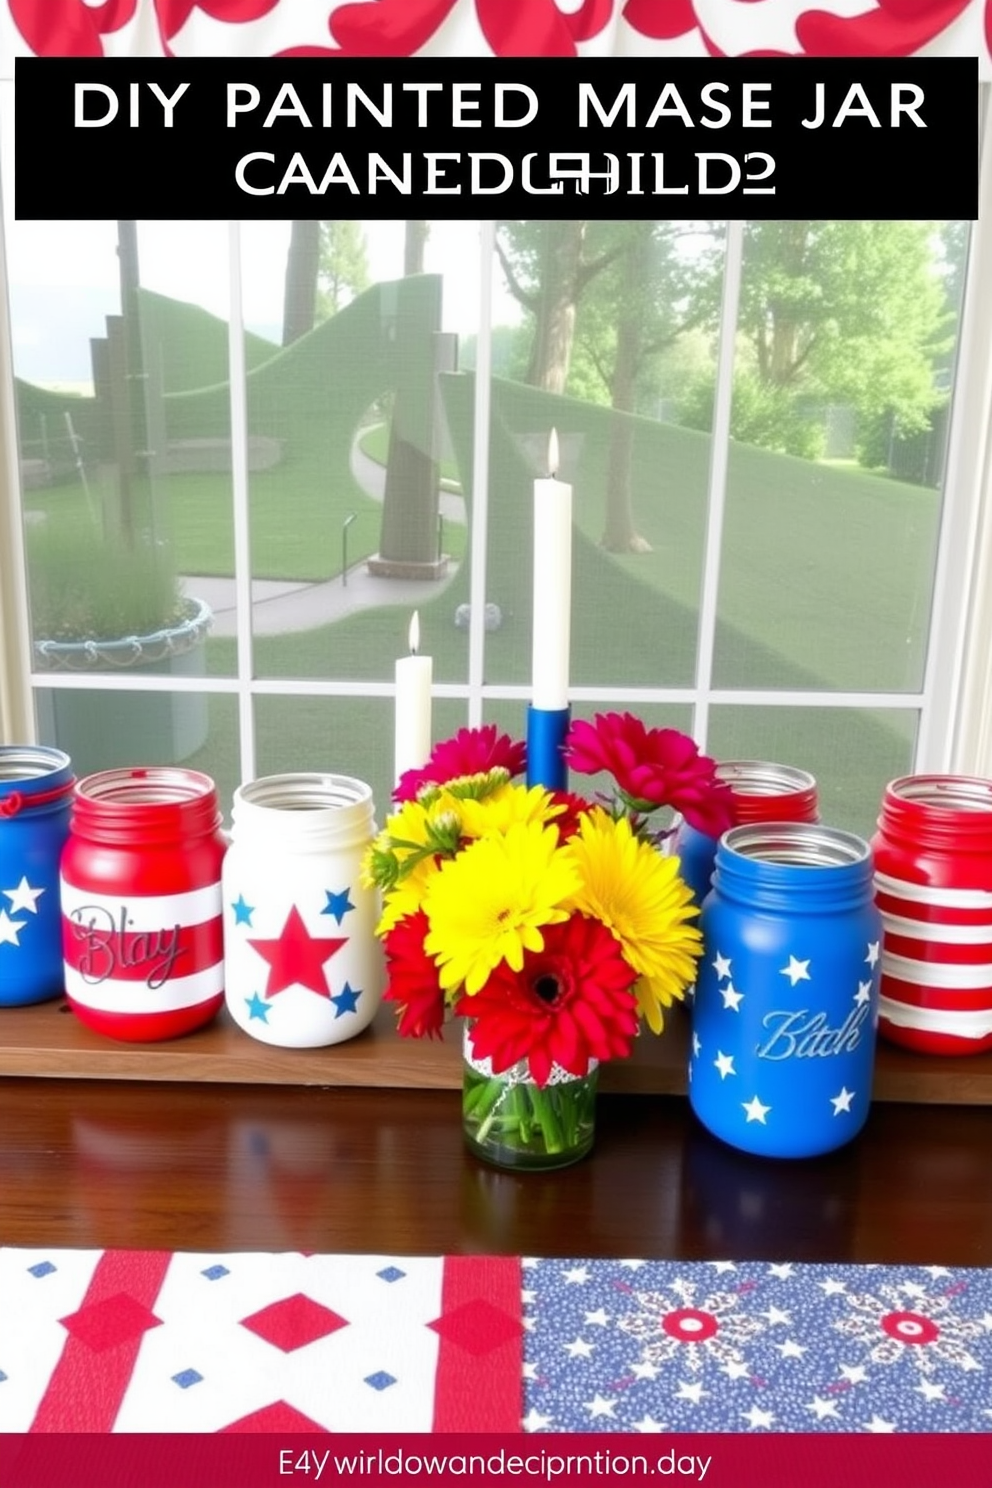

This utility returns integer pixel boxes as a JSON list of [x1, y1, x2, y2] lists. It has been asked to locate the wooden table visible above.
[[2, 1015, 991, 1265]]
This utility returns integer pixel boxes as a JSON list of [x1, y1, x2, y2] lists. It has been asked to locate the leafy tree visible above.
[[671, 221, 953, 466], [495, 221, 632, 393], [737, 221, 951, 457], [282, 220, 371, 345], [316, 220, 371, 318], [572, 223, 723, 549]]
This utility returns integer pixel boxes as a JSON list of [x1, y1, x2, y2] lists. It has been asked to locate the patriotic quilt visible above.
[[2, 1250, 991, 1434]]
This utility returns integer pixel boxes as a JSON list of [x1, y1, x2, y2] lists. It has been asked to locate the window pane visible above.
[[252, 693, 468, 818], [239, 220, 474, 686], [476, 220, 725, 693], [706, 705, 918, 837], [712, 221, 965, 695], [34, 686, 241, 807]]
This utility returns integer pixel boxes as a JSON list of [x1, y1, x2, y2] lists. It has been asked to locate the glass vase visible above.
[[461, 1027, 597, 1171]]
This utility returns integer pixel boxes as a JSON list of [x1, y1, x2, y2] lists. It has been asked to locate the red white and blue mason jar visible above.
[[223, 773, 384, 1048], [689, 823, 881, 1159], [0, 745, 75, 1006], [61, 768, 227, 1041], [872, 774, 992, 1056], [673, 761, 819, 909]]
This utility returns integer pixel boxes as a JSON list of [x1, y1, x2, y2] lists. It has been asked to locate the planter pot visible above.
[[33, 598, 212, 778]]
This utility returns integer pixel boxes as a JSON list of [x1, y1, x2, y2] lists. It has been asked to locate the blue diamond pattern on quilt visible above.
[[27, 1262, 55, 1279], [523, 1259, 992, 1434], [201, 1265, 230, 1281], [377, 1267, 406, 1284], [364, 1371, 397, 1391], [172, 1369, 203, 1390]]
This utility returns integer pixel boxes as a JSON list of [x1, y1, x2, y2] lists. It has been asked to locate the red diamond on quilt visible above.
[[239, 1294, 348, 1352], [59, 1293, 163, 1353], [428, 1298, 523, 1357]]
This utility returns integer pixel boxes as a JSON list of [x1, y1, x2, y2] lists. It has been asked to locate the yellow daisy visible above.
[[457, 782, 565, 841], [370, 797, 462, 934], [561, 807, 702, 1033], [422, 819, 580, 994]]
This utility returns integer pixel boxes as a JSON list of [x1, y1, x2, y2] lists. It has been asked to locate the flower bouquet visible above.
[[363, 715, 734, 1170]]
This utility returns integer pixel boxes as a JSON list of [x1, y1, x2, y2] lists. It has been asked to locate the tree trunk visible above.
[[601, 230, 652, 553], [525, 221, 587, 393], [761, 221, 810, 386], [404, 220, 429, 276], [282, 220, 321, 346]]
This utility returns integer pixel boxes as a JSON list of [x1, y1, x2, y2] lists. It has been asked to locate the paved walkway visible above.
[[181, 564, 459, 638], [182, 439, 465, 638]]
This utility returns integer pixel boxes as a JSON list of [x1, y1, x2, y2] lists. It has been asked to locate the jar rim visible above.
[[75, 766, 218, 807], [722, 822, 871, 869], [717, 760, 817, 797], [886, 774, 992, 815], [234, 772, 373, 814], [0, 745, 72, 785]]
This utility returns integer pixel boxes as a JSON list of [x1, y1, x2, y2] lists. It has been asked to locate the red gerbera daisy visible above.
[[546, 789, 590, 842], [383, 910, 446, 1039], [458, 915, 640, 1087], [565, 713, 735, 838], [394, 724, 527, 803]]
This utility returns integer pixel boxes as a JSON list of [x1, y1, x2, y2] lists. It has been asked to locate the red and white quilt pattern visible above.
[[0, 1249, 523, 1434], [4, 1250, 992, 1434], [2, 0, 990, 69]]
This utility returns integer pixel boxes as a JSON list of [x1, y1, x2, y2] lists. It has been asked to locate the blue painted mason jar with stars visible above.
[[689, 822, 882, 1158], [222, 774, 384, 1048], [0, 745, 75, 1006]]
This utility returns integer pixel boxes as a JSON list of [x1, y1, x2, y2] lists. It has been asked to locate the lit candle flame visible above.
[[547, 428, 560, 480], [408, 610, 421, 656]]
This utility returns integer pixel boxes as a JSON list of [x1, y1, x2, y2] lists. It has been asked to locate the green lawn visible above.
[[22, 280, 933, 837]]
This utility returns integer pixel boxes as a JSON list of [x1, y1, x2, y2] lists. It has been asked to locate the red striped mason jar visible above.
[[872, 774, 992, 1055], [61, 767, 227, 1041]]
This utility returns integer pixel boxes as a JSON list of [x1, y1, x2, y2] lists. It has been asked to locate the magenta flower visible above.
[[394, 724, 526, 803], [564, 712, 735, 838]]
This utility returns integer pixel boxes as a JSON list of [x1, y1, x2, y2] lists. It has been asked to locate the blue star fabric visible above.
[[523, 1258, 992, 1433]]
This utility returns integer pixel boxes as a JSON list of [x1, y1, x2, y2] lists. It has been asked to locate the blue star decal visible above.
[[331, 982, 361, 1018], [322, 888, 356, 925], [231, 894, 255, 927], [245, 992, 270, 1022]]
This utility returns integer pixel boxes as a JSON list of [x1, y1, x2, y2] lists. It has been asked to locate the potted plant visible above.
[[26, 520, 212, 779]]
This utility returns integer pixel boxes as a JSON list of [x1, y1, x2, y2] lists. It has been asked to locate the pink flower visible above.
[[565, 712, 735, 838], [393, 725, 526, 803]]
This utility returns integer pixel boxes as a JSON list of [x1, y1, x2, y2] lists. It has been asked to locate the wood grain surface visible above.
[[1, 1074, 990, 1266]]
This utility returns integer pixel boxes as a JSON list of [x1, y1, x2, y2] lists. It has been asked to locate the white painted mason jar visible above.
[[223, 773, 384, 1048]]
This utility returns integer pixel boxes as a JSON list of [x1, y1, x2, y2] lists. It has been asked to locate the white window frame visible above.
[[2, 97, 991, 789]]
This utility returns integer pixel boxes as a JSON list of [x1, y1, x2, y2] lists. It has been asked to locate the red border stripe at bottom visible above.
[[3, 1431, 992, 1488]]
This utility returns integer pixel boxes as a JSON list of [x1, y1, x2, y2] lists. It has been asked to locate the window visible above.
[[1, 99, 990, 839]]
